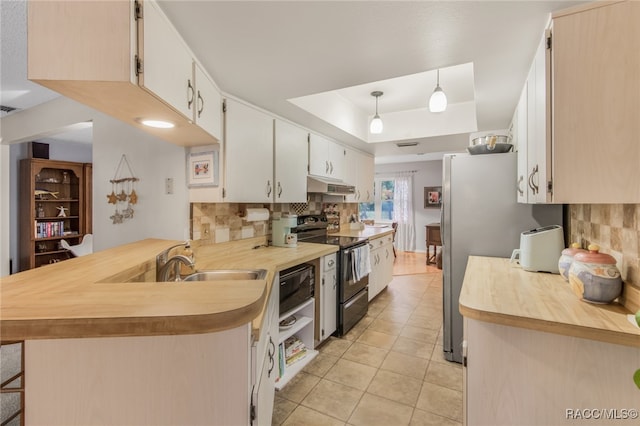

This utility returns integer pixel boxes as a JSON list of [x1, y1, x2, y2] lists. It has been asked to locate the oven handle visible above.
[[344, 287, 368, 309], [342, 242, 369, 255], [280, 264, 312, 281]]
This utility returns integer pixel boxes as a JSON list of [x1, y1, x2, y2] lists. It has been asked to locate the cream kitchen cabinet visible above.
[[317, 253, 337, 344], [513, 84, 528, 203], [274, 120, 309, 203], [518, 1, 640, 204], [223, 99, 275, 202], [27, 0, 219, 147], [250, 275, 279, 426], [368, 234, 393, 301], [308, 134, 345, 181], [344, 148, 375, 203], [549, 0, 640, 203], [141, 1, 222, 141]]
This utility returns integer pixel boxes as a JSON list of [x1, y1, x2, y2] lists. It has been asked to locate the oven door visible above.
[[340, 243, 369, 302]]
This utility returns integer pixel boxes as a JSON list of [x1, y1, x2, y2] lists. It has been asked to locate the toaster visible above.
[[510, 225, 564, 273]]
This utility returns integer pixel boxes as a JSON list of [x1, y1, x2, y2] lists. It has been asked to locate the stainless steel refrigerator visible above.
[[441, 152, 563, 363]]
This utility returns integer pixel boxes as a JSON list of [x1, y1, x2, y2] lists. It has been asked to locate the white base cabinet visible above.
[[464, 318, 640, 426], [317, 253, 337, 345], [368, 234, 394, 301]]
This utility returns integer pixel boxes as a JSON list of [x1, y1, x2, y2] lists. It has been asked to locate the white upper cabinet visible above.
[[140, 0, 193, 119], [141, 0, 222, 141], [224, 99, 274, 202], [309, 134, 345, 181], [344, 148, 375, 203], [514, 84, 528, 203], [274, 120, 309, 203], [194, 64, 223, 141]]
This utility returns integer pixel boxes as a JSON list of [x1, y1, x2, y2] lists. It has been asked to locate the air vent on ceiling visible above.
[[396, 142, 419, 147], [0, 105, 18, 117]]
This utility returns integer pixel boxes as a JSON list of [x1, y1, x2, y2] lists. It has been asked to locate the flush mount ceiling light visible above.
[[369, 91, 384, 134], [429, 69, 447, 113], [138, 119, 175, 129]]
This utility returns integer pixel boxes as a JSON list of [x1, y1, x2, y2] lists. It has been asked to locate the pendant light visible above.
[[429, 69, 447, 113], [369, 91, 384, 134]]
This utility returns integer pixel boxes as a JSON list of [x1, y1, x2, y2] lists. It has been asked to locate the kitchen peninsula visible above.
[[1, 237, 337, 425], [460, 256, 640, 425]]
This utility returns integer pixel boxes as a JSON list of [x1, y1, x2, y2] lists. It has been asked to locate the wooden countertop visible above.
[[459, 256, 640, 348], [333, 225, 394, 240], [0, 237, 337, 341]]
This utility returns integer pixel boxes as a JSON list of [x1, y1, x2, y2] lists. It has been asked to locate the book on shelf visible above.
[[283, 335, 308, 366], [285, 348, 307, 366]]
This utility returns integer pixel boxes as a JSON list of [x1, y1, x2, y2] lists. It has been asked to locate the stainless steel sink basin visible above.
[[182, 269, 267, 282]]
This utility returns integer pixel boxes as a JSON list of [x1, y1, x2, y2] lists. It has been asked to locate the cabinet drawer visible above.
[[323, 253, 337, 271]]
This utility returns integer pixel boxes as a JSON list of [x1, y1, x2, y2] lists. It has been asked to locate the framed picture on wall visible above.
[[424, 186, 442, 208], [187, 149, 219, 187]]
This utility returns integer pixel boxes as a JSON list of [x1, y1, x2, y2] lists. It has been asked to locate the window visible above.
[[359, 178, 395, 221]]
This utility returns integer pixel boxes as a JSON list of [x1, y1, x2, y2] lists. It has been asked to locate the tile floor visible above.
[[272, 252, 463, 426]]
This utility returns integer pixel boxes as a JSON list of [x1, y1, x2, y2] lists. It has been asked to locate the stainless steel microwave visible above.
[[279, 263, 314, 314]]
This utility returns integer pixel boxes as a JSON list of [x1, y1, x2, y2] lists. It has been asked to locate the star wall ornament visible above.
[[107, 191, 118, 204], [123, 206, 135, 219], [128, 189, 138, 205], [110, 209, 124, 224], [117, 190, 128, 202]]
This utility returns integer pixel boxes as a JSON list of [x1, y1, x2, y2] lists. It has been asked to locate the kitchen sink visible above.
[[182, 269, 267, 282]]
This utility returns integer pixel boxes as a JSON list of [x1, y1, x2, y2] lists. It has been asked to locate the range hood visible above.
[[307, 176, 356, 195]]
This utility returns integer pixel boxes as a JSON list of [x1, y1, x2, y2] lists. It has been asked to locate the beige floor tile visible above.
[[400, 325, 440, 344], [367, 301, 387, 317], [342, 316, 374, 341], [303, 352, 339, 377], [356, 329, 398, 349], [380, 350, 429, 380], [319, 336, 353, 357], [341, 342, 389, 368], [416, 382, 463, 422], [324, 358, 377, 391], [409, 408, 462, 426], [367, 317, 405, 335], [425, 360, 463, 392], [348, 393, 413, 426], [277, 371, 321, 403], [301, 379, 364, 421], [429, 344, 451, 365], [282, 405, 346, 426], [272, 396, 298, 425], [392, 336, 434, 359], [377, 307, 412, 324], [366, 369, 423, 406]]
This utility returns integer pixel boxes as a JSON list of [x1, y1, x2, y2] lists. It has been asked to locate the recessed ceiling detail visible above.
[[288, 63, 478, 144]]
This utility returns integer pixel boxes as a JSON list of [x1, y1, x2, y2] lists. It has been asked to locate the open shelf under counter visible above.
[[275, 349, 318, 390]]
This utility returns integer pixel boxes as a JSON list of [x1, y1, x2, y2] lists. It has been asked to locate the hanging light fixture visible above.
[[369, 91, 384, 134], [429, 69, 447, 113]]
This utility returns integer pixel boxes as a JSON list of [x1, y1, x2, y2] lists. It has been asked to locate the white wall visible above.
[[1, 97, 190, 272], [375, 159, 442, 253]]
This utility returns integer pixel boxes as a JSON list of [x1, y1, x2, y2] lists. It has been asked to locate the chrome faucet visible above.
[[156, 241, 195, 282]]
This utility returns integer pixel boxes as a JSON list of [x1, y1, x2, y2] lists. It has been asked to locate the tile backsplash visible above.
[[569, 204, 640, 287], [191, 194, 359, 245]]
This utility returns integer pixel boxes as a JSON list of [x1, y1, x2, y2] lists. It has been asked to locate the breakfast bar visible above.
[[460, 256, 640, 425]]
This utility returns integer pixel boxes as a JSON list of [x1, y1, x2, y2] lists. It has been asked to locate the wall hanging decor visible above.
[[108, 154, 139, 224], [187, 149, 219, 187]]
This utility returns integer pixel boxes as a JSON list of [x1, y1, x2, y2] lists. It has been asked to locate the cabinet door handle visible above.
[[187, 79, 194, 110], [325, 161, 330, 174], [267, 337, 275, 377], [528, 168, 536, 194], [277, 182, 282, 198], [517, 176, 524, 196], [328, 259, 335, 267], [531, 165, 539, 194], [386, 249, 389, 259], [329, 161, 334, 174], [266, 180, 272, 197], [197, 90, 204, 118], [333, 274, 336, 290]]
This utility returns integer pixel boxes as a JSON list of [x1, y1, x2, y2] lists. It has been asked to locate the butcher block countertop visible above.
[[333, 225, 394, 240], [0, 237, 337, 341], [459, 256, 640, 348]]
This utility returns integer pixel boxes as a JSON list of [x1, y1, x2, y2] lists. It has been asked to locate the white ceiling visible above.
[[1, 0, 589, 163]]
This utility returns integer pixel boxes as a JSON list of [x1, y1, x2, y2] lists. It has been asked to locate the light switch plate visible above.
[[165, 178, 174, 195]]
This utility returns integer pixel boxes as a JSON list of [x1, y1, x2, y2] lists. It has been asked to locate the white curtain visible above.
[[392, 174, 416, 251]]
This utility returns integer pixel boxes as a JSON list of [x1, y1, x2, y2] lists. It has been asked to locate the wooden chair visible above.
[[391, 222, 398, 258]]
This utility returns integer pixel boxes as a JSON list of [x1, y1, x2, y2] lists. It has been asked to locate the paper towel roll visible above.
[[245, 208, 270, 222]]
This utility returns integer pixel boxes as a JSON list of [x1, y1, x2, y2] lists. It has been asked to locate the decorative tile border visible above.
[[569, 204, 640, 288]]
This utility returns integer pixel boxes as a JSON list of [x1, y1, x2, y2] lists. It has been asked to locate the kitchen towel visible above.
[[244, 208, 269, 222], [351, 245, 371, 282]]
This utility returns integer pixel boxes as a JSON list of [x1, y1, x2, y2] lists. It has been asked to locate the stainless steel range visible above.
[[292, 215, 369, 336]]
